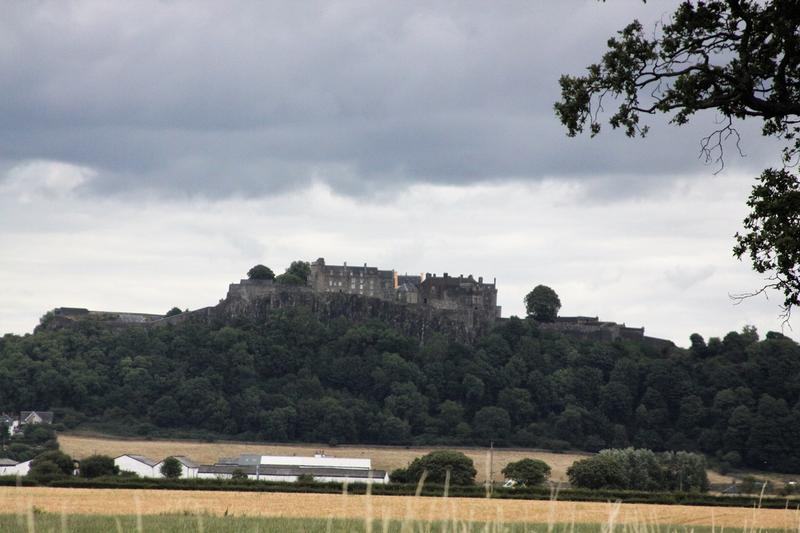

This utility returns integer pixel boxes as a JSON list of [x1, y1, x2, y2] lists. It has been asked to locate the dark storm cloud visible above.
[[0, 1, 777, 198]]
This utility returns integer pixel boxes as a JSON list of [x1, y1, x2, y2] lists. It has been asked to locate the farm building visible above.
[[0, 458, 31, 476], [198, 453, 388, 483], [114, 454, 159, 478], [114, 454, 200, 478]]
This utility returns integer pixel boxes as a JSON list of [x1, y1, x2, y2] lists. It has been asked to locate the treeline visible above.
[[1, 310, 800, 472]]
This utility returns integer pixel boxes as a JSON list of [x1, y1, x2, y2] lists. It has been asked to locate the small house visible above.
[[19, 411, 54, 426]]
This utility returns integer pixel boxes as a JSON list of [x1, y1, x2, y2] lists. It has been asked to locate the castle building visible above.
[[309, 258, 395, 300], [309, 258, 501, 319]]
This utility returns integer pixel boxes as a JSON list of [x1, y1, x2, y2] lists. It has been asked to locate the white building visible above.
[[258, 454, 372, 470], [0, 459, 31, 476], [114, 454, 159, 478], [197, 453, 388, 484]]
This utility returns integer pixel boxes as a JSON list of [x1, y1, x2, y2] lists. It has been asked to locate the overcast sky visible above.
[[1, 1, 794, 345]]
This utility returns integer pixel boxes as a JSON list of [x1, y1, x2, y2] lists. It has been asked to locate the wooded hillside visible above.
[[1, 310, 798, 472]]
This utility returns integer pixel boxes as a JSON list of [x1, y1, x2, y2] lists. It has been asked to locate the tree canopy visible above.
[[501, 458, 551, 486], [276, 261, 311, 285], [247, 264, 275, 281], [160, 457, 183, 479], [2, 311, 800, 473], [555, 0, 800, 315], [524, 285, 561, 322], [404, 450, 477, 486], [567, 448, 709, 492]]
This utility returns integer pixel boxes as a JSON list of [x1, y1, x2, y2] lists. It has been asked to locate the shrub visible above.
[[230, 469, 248, 481], [389, 468, 410, 483], [31, 450, 73, 476], [79, 455, 118, 478], [27, 461, 64, 484]]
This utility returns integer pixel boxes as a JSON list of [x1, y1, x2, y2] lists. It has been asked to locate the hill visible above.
[[2, 307, 800, 473]]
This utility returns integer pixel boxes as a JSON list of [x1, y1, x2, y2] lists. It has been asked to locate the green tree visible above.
[[555, 0, 800, 314], [406, 450, 477, 486], [472, 406, 512, 442], [248, 264, 275, 280], [160, 457, 183, 479], [524, 285, 561, 322], [165, 307, 183, 317], [276, 261, 311, 285], [79, 454, 119, 478], [501, 458, 551, 486], [567, 454, 627, 490], [733, 168, 800, 314]]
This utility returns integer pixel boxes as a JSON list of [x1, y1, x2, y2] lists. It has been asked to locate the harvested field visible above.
[[57, 434, 732, 484], [2, 487, 799, 529]]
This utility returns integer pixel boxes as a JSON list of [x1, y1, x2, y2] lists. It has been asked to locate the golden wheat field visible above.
[[1, 487, 798, 529], [58, 433, 733, 484]]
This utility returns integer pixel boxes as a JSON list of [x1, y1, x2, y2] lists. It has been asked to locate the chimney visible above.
[[478, 276, 483, 284], [443, 272, 448, 278], [393, 271, 399, 289]]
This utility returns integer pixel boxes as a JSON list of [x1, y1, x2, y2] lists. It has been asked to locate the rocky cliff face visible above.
[[161, 281, 493, 344]]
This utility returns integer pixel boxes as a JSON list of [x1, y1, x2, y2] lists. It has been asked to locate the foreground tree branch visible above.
[[555, 0, 800, 315]]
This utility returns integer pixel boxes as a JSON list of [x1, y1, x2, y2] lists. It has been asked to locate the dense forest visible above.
[[1, 310, 799, 473]]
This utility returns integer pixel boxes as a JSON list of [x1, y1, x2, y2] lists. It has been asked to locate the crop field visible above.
[[57, 433, 732, 484], [2, 487, 799, 530]]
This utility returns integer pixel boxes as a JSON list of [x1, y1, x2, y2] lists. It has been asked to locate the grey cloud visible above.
[[0, 1, 780, 199]]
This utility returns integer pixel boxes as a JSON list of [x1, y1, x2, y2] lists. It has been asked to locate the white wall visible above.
[[0, 460, 30, 477], [114, 456, 155, 478]]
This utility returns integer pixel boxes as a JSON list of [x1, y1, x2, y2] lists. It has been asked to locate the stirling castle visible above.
[[44, 257, 668, 347]]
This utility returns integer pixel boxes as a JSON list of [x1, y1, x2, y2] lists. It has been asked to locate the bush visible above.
[[230, 469, 248, 481], [79, 455, 118, 478], [30, 450, 73, 476], [389, 468, 410, 483], [297, 473, 315, 483], [28, 460, 68, 484]]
